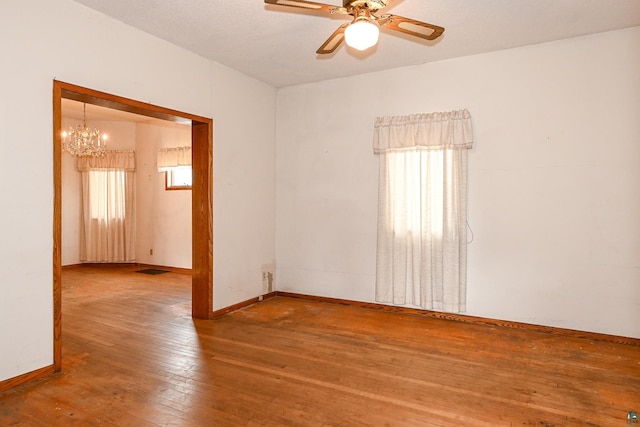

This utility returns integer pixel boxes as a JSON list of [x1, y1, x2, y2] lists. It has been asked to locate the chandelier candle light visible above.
[[62, 103, 107, 157]]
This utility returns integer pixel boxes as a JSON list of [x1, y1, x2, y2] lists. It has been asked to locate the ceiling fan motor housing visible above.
[[344, 0, 388, 11]]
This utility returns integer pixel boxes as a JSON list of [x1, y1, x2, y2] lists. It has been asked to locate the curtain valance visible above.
[[157, 146, 191, 172], [77, 150, 136, 172], [373, 109, 473, 154]]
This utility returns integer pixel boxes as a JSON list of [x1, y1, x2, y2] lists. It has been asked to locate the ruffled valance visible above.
[[77, 150, 136, 172], [373, 109, 473, 154], [157, 146, 191, 172]]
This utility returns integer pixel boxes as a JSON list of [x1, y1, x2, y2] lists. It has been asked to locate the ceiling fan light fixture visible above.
[[344, 17, 379, 51], [264, 0, 444, 55]]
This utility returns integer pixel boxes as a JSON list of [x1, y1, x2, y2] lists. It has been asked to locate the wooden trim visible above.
[[0, 365, 55, 393], [56, 81, 210, 124], [52, 83, 62, 373], [191, 120, 214, 319], [62, 262, 138, 270], [275, 292, 640, 347], [50, 80, 214, 391], [210, 292, 277, 318]]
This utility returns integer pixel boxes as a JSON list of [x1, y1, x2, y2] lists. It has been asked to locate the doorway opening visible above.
[[53, 80, 214, 372]]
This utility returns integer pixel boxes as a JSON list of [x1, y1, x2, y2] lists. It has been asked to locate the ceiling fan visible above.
[[264, 0, 444, 54]]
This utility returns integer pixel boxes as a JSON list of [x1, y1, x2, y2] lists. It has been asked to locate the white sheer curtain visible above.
[[374, 110, 473, 313], [77, 151, 136, 263]]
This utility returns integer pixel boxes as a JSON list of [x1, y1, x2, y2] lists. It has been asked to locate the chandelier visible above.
[[62, 103, 107, 157]]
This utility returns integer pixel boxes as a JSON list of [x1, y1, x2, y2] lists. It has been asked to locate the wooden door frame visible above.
[[53, 80, 214, 372]]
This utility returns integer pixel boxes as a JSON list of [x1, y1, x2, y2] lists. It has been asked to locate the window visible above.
[[165, 167, 192, 190], [387, 150, 444, 237], [374, 110, 474, 313], [88, 170, 127, 219], [78, 150, 136, 263], [157, 146, 192, 190]]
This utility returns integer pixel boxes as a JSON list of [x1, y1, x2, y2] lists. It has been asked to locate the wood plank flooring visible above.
[[1, 265, 639, 426]]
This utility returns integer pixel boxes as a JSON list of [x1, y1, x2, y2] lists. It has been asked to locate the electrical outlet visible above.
[[261, 264, 275, 294], [261, 271, 269, 294]]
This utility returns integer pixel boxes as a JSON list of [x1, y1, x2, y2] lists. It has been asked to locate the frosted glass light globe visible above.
[[344, 20, 380, 51]]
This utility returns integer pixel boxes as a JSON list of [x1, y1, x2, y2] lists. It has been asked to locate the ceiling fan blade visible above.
[[265, 0, 347, 15], [378, 14, 444, 41], [316, 23, 348, 54]]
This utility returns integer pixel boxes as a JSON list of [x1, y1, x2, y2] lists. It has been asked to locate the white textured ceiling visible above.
[[70, 0, 640, 88]]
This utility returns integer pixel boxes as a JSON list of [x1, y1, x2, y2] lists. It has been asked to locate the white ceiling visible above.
[[62, 98, 187, 128], [70, 0, 640, 88]]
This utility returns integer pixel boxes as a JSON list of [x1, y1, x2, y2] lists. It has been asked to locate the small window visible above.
[[166, 167, 192, 190]]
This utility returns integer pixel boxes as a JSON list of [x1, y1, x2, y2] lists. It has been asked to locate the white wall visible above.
[[135, 122, 192, 269], [209, 62, 277, 309], [0, 0, 276, 382], [275, 27, 640, 338], [61, 120, 82, 266]]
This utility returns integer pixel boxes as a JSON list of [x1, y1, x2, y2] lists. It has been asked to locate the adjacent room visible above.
[[61, 99, 193, 271], [1, 0, 639, 425]]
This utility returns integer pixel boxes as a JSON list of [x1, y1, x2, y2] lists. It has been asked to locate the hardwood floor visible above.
[[1, 265, 638, 426]]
